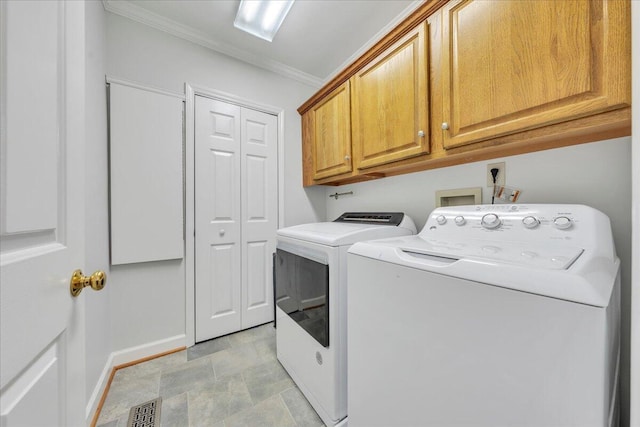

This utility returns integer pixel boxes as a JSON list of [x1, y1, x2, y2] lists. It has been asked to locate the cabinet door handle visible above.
[[417, 130, 425, 137], [344, 155, 351, 161], [441, 122, 450, 130]]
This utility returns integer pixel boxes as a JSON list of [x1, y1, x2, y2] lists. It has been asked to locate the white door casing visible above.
[[195, 96, 278, 342], [1, 1, 87, 426]]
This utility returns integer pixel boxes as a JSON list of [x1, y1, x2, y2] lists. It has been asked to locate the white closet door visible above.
[[195, 97, 242, 341], [195, 96, 278, 341], [241, 108, 278, 329]]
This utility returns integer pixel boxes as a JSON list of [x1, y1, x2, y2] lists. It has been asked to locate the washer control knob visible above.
[[553, 216, 573, 230], [481, 213, 501, 229], [454, 216, 466, 226], [436, 215, 447, 225], [522, 216, 540, 229]]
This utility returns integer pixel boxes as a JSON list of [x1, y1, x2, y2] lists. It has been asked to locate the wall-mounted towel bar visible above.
[[329, 191, 353, 200]]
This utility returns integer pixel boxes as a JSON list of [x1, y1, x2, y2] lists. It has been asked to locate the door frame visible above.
[[184, 83, 284, 347]]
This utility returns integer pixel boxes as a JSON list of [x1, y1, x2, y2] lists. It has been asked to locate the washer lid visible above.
[[348, 235, 619, 307], [402, 237, 584, 270]]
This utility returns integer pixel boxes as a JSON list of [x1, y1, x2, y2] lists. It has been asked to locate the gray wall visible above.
[[326, 137, 633, 426]]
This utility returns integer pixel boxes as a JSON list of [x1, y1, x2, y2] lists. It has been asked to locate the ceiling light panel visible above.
[[234, 0, 295, 42]]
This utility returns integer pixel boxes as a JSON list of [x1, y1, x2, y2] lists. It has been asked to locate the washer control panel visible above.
[[423, 204, 582, 234], [415, 204, 613, 269], [417, 204, 616, 259]]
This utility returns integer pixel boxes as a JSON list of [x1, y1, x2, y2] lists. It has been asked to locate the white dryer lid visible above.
[[277, 213, 416, 247]]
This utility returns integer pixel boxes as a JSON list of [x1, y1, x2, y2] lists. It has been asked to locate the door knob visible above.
[[70, 269, 106, 297], [219, 229, 226, 236]]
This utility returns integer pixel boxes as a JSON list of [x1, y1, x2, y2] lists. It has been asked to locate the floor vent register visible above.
[[127, 397, 161, 427]]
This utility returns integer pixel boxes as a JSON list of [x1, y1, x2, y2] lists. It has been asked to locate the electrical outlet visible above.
[[493, 185, 521, 203], [486, 162, 505, 187]]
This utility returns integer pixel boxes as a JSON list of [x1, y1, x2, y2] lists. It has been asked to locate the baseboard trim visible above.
[[109, 334, 186, 367], [86, 334, 187, 426], [85, 351, 115, 425]]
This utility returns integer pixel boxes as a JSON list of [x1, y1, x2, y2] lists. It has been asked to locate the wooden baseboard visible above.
[[89, 346, 185, 427]]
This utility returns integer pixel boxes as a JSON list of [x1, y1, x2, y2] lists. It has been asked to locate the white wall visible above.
[[326, 137, 633, 426], [84, 0, 111, 409], [105, 12, 325, 353], [98, 6, 639, 425], [630, 2, 639, 426], [106, 12, 325, 227]]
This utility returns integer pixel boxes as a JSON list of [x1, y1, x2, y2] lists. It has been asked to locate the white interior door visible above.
[[195, 96, 278, 342], [1, 1, 87, 426]]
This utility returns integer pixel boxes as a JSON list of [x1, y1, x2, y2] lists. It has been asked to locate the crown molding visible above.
[[102, 0, 323, 88]]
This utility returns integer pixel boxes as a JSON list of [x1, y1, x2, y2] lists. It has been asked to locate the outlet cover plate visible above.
[[487, 162, 505, 187]]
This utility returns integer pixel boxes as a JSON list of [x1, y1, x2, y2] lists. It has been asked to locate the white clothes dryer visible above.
[[347, 204, 620, 427], [275, 212, 416, 426]]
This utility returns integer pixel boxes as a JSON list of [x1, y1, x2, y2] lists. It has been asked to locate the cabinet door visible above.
[[308, 81, 352, 180], [351, 22, 429, 170], [441, 0, 630, 149]]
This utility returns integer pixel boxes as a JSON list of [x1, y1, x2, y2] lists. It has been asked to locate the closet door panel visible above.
[[195, 97, 242, 341], [241, 108, 278, 329]]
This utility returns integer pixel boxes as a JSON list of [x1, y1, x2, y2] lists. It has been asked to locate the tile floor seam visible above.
[[277, 391, 297, 426], [97, 323, 325, 427]]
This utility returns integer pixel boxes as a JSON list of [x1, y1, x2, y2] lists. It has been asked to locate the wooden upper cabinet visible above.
[[298, 0, 630, 186], [305, 81, 352, 181], [441, 0, 631, 149], [351, 21, 429, 170]]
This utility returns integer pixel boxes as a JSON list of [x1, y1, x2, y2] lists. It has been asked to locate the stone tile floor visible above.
[[97, 323, 325, 427]]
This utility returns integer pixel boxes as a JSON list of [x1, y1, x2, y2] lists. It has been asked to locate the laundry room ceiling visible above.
[[103, 0, 420, 87]]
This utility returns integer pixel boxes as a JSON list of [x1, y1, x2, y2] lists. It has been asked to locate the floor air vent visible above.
[[127, 397, 161, 427]]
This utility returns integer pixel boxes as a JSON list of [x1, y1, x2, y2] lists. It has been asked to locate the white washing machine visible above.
[[275, 212, 416, 426], [347, 204, 620, 427]]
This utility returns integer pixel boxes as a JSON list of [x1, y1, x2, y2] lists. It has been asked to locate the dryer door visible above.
[[275, 248, 329, 347]]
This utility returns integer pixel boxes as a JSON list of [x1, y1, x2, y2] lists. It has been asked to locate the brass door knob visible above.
[[70, 269, 107, 297]]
